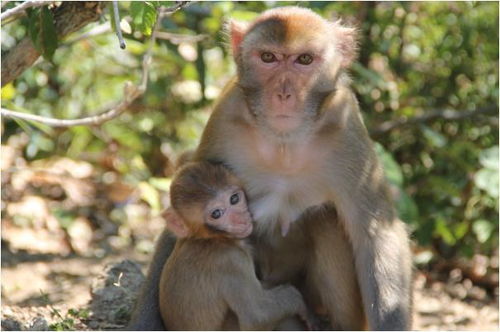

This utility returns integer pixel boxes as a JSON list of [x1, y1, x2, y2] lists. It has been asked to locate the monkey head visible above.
[[229, 7, 357, 137], [164, 161, 253, 240]]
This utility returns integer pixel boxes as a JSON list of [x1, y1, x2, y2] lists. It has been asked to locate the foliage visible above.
[[1, 2, 498, 264], [26, 6, 58, 61]]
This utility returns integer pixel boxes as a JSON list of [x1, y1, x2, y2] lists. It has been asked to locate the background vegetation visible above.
[[1, 1, 498, 329]]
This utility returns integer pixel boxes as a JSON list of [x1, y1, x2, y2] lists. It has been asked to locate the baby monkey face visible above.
[[204, 186, 253, 239]]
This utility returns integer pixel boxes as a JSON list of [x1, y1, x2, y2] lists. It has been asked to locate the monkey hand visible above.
[[297, 307, 320, 331], [279, 219, 291, 237], [282, 285, 318, 330]]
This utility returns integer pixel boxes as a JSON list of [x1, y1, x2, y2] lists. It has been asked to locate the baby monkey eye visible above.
[[297, 53, 313, 65], [230, 193, 240, 205], [261, 52, 276, 63], [211, 209, 223, 219]]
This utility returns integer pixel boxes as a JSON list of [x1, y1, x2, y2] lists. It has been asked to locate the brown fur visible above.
[[159, 162, 311, 330], [127, 7, 411, 331], [160, 238, 309, 330], [194, 6, 412, 330]]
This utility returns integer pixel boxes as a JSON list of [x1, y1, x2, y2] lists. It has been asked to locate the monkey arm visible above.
[[327, 94, 413, 330], [221, 254, 308, 330], [127, 230, 177, 330]]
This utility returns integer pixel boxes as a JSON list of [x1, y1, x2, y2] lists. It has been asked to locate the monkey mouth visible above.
[[235, 223, 253, 238]]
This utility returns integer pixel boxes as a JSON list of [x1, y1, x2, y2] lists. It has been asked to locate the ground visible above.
[[2, 140, 498, 330], [1, 244, 498, 331]]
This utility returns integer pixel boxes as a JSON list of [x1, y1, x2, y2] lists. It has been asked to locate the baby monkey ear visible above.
[[227, 19, 249, 58], [163, 208, 189, 238]]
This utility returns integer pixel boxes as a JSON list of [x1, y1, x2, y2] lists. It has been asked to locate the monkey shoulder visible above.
[[208, 86, 250, 130], [174, 238, 253, 272]]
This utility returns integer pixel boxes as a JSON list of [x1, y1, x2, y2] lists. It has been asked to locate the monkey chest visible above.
[[247, 173, 328, 228], [228, 136, 331, 228]]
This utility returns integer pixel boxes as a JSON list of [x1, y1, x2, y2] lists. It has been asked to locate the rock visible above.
[[89, 260, 145, 327], [2, 318, 24, 331], [28, 317, 48, 331]]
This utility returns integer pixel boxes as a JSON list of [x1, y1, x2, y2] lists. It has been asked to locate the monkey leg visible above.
[[350, 218, 413, 330], [304, 212, 367, 330], [127, 230, 177, 330], [274, 317, 307, 331]]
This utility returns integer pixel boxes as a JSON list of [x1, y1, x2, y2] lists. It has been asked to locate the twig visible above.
[[63, 23, 111, 46], [0, 2, 191, 127], [0, 0, 53, 21], [112, 0, 125, 49], [370, 105, 498, 138], [2, 2, 104, 86], [1, 0, 12, 9], [1, 5, 166, 127], [159, 1, 190, 16], [155, 31, 207, 44]]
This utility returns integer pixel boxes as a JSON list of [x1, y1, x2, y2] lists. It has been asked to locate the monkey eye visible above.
[[211, 209, 223, 219], [230, 193, 240, 205], [297, 53, 313, 65], [261, 52, 277, 63]]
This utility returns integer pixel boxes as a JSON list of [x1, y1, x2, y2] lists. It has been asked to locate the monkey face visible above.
[[232, 7, 356, 137], [204, 187, 253, 239]]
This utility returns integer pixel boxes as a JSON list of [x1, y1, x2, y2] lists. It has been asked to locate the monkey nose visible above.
[[277, 92, 292, 102]]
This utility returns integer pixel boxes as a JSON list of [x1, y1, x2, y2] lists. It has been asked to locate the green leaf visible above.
[[374, 143, 404, 186], [26, 8, 42, 50], [453, 220, 469, 240], [396, 190, 419, 225], [230, 10, 259, 21], [413, 250, 434, 265], [130, 1, 144, 21], [149, 177, 172, 191], [479, 146, 499, 170], [26, 7, 58, 61], [141, 2, 157, 36], [421, 125, 447, 148], [131, 2, 157, 36], [40, 6, 58, 61], [67, 126, 93, 157], [351, 63, 387, 89], [472, 219, 494, 243], [139, 181, 161, 213], [434, 217, 456, 245], [1, 83, 16, 101], [104, 123, 143, 152], [474, 168, 499, 198]]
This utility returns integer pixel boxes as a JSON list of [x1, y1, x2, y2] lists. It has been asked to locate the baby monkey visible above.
[[159, 161, 311, 330]]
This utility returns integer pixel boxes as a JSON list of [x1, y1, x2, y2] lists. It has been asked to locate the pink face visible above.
[[204, 187, 253, 239], [246, 46, 325, 133], [232, 8, 357, 136]]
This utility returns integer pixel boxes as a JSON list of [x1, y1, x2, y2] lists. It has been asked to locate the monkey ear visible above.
[[163, 208, 189, 238], [228, 20, 248, 57], [332, 22, 359, 68]]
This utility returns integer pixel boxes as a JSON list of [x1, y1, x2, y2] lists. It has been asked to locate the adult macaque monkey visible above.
[[128, 6, 412, 331], [159, 161, 312, 330]]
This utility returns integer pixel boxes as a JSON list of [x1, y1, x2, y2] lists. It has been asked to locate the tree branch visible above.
[[159, 1, 190, 16], [155, 31, 207, 44], [1, 2, 104, 87], [1, 2, 190, 127], [1, 31, 153, 128], [63, 23, 111, 46], [369, 105, 499, 138], [0, 0, 53, 21], [112, 0, 126, 49], [1, 1, 13, 9]]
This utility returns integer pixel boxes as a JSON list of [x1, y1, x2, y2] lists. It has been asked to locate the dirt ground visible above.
[[1, 245, 498, 331]]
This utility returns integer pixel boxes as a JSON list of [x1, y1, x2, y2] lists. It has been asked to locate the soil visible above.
[[1, 245, 498, 331]]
